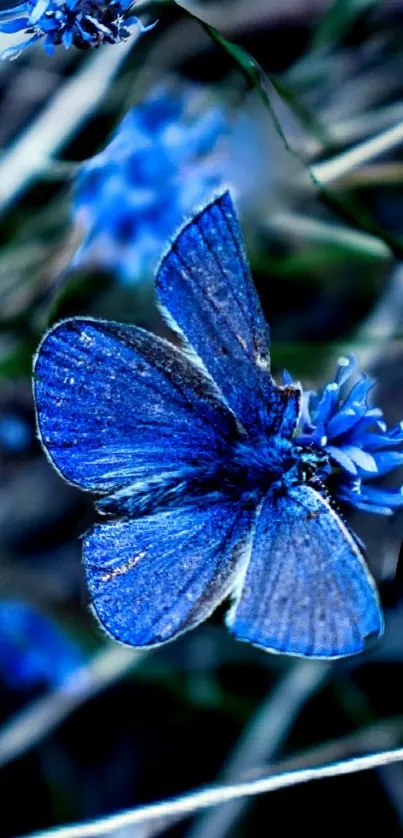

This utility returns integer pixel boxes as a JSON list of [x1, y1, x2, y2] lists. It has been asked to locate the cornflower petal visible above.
[[338, 492, 394, 515], [358, 485, 403, 508], [341, 446, 378, 474], [340, 377, 374, 411], [30, 0, 51, 24], [348, 416, 386, 442], [0, 17, 30, 32], [326, 407, 362, 439], [296, 355, 403, 514], [314, 383, 340, 426], [360, 431, 403, 451], [1, 32, 41, 59], [334, 354, 356, 386], [372, 451, 403, 476], [390, 421, 403, 439], [326, 445, 357, 475]]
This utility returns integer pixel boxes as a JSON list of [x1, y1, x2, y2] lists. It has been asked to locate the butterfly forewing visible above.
[[33, 317, 236, 496], [227, 484, 383, 658], [156, 192, 298, 435], [83, 499, 255, 646]]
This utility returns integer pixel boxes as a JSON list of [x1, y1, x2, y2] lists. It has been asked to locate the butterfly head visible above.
[[292, 444, 331, 486], [229, 434, 330, 500]]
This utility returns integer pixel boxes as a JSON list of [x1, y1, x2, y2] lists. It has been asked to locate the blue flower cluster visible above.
[[0, 0, 142, 59], [0, 412, 32, 454], [72, 83, 227, 284], [295, 355, 403, 515], [0, 600, 82, 689]]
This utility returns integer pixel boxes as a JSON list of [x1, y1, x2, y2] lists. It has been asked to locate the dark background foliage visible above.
[[2, 1, 403, 836]]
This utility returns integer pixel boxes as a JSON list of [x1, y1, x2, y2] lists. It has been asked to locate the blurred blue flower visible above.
[[295, 356, 403, 515], [0, 600, 83, 690], [72, 83, 228, 284], [0, 413, 32, 454], [0, 0, 145, 59]]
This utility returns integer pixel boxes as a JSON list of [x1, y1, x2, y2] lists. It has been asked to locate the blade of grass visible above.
[[23, 744, 403, 838], [0, 36, 136, 213], [0, 644, 145, 771]]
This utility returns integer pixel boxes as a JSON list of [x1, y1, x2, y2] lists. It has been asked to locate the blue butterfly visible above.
[[33, 192, 383, 658]]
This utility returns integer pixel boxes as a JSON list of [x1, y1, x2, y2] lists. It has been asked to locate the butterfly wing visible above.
[[83, 499, 255, 646], [227, 484, 383, 658], [156, 191, 300, 436], [33, 317, 237, 499]]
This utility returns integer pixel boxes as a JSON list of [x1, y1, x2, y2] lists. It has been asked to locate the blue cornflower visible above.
[[0, 0, 146, 60], [0, 600, 83, 689], [0, 412, 32, 454], [295, 355, 403, 515], [72, 83, 227, 284]]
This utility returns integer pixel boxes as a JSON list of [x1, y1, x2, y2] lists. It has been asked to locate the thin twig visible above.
[[351, 262, 403, 372], [267, 211, 391, 260], [22, 744, 403, 838], [112, 716, 403, 838], [175, 0, 326, 32], [0, 644, 145, 770], [0, 36, 137, 213], [306, 99, 403, 156], [187, 659, 330, 838], [311, 119, 403, 185]]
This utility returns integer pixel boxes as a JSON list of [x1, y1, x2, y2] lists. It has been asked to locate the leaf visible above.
[[313, 0, 381, 49], [199, 20, 295, 152], [173, 1, 403, 261], [0, 337, 37, 379]]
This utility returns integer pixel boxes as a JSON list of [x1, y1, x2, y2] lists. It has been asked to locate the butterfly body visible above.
[[98, 406, 331, 518], [33, 192, 384, 658]]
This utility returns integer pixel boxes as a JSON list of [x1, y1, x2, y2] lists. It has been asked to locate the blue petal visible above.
[[326, 408, 362, 439], [372, 451, 403, 476], [340, 376, 374, 411], [0, 17, 29, 32], [359, 485, 403, 508], [334, 355, 355, 386], [2, 32, 41, 59], [348, 417, 387, 446], [342, 446, 378, 473], [390, 421, 403, 440], [43, 35, 55, 55], [62, 27, 73, 47], [30, 0, 52, 24], [314, 384, 339, 426], [326, 445, 357, 475], [338, 492, 394, 515], [123, 15, 140, 27], [138, 17, 158, 33]]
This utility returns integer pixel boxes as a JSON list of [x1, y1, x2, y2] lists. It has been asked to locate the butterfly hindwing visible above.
[[83, 499, 255, 646], [227, 484, 383, 658], [156, 192, 299, 436], [33, 317, 236, 497]]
